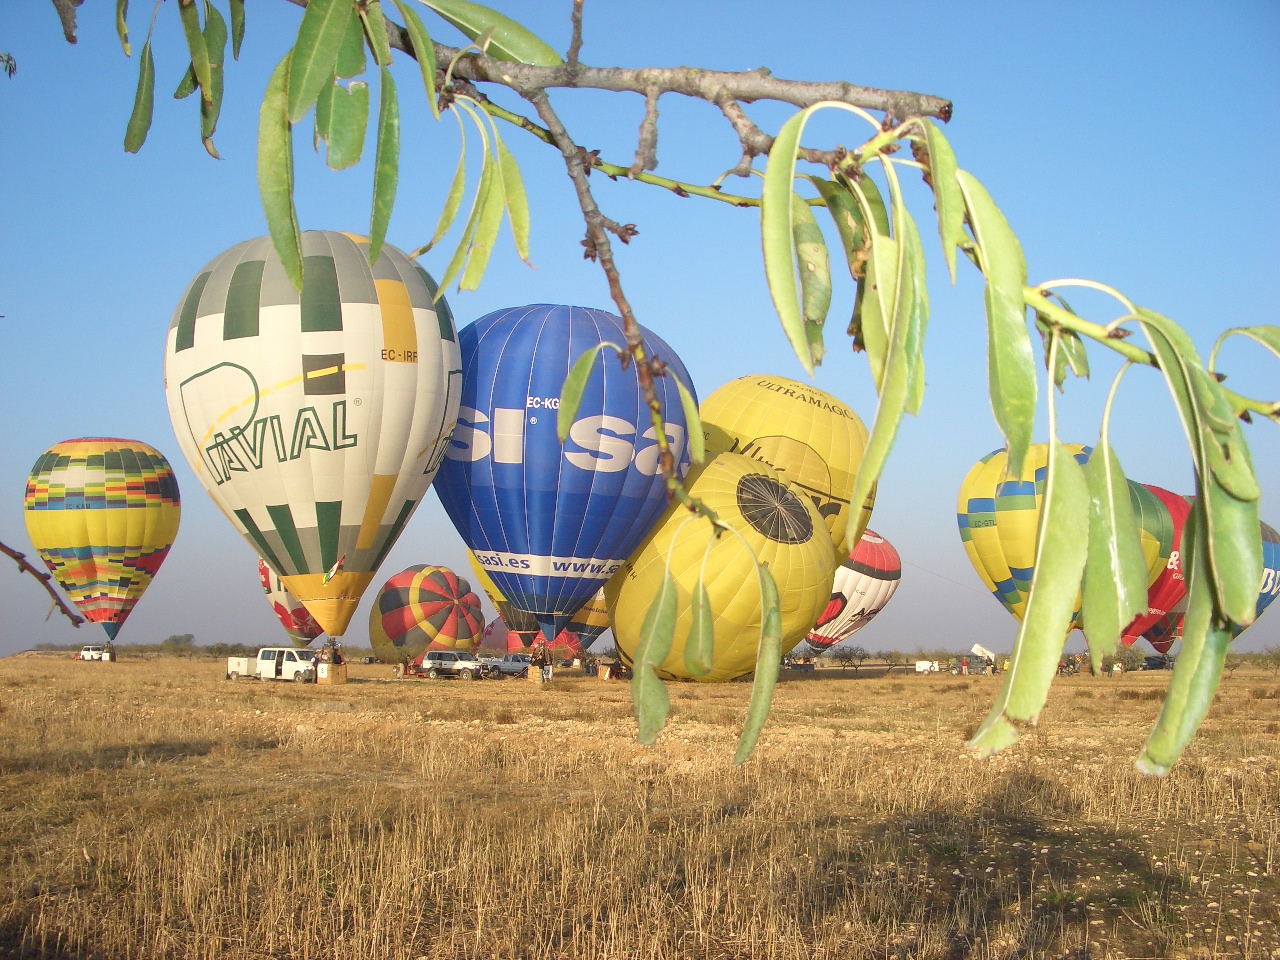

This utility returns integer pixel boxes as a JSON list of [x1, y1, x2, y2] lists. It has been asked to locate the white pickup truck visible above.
[[227, 647, 316, 683]]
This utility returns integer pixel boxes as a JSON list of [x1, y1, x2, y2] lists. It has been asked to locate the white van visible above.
[[227, 647, 315, 683]]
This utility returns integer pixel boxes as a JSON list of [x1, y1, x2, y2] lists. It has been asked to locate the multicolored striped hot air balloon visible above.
[[1119, 486, 1192, 652], [368, 565, 485, 664], [164, 231, 461, 637], [23, 438, 181, 640], [701, 375, 874, 549], [434, 304, 696, 643], [805, 529, 901, 651], [258, 557, 324, 646], [607, 453, 836, 683]]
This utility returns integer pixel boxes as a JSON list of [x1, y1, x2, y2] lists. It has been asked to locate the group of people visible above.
[[949, 655, 1002, 675]]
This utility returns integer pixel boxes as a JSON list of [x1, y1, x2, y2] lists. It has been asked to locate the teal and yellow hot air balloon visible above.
[[23, 438, 181, 640]]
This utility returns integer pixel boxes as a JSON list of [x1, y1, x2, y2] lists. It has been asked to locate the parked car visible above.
[[481, 653, 532, 678], [226, 647, 316, 683], [76, 645, 107, 661], [412, 650, 491, 680]]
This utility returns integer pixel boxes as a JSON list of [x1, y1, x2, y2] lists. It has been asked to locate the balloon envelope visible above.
[[607, 453, 836, 682], [805, 529, 901, 651], [467, 549, 541, 646], [24, 438, 181, 640], [434, 304, 696, 641], [258, 557, 323, 646], [369, 565, 485, 663], [701, 375, 873, 548], [1119, 486, 1192, 651], [164, 232, 461, 636]]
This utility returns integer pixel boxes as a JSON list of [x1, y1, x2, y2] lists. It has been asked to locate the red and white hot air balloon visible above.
[[805, 529, 901, 651]]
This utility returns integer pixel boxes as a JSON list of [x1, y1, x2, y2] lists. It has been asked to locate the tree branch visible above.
[[0, 539, 84, 628]]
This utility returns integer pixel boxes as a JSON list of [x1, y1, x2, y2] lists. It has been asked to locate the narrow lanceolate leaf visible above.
[[368, 66, 399, 265], [858, 232, 898, 389], [258, 53, 303, 291], [287, 0, 353, 124], [792, 193, 830, 366], [390, 0, 439, 119], [1214, 325, 1280, 365], [956, 170, 1036, 477], [418, 0, 563, 65], [325, 80, 369, 170], [902, 207, 930, 417], [1080, 439, 1147, 665], [968, 439, 1089, 756], [360, 1, 394, 67], [460, 146, 506, 289], [920, 119, 964, 283], [495, 135, 530, 263], [632, 572, 678, 745], [116, 0, 130, 56], [760, 109, 816, 375], [684, 576, 714, 678], [676, 379, 704, 464], [174, 64, 197, 99], [735, 562, 783, 764], [436, 153, 492, 295], [420, 123, 468, 255], [177, 0, 214, 108], [229, 0, 245, 59], [558, 347, 601, 441], [1136, 505, 1233, 776], [124, 39, 155, 153], [1136, 309, 1262, 626], [335, 6, 367, 78], [200, 0, 228, 148]]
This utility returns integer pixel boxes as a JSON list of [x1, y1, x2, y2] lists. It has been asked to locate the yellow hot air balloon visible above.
[[700, 375, 873, 549], [606, 453, 836, 682], [164, 232, 461, 636], [956, 445, 1168, 622], [23, 438, 181, 640]]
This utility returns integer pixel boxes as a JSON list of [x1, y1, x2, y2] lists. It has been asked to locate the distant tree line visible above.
[[33, 636, 374, 659]]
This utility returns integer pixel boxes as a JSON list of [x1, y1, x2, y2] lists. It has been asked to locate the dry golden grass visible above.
[[1, 656, 1277, 959]]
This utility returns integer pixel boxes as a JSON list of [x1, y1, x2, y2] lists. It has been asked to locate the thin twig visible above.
[[566, 0, 584, 70], [629, 88, 660, 177]]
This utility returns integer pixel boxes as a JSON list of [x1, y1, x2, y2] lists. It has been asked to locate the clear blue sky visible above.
[[2, 1, 1277, 656]]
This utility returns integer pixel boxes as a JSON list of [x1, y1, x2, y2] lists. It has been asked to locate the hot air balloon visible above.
[[701, 375, 874, 548], [467, 549, 541, 648], [368, 565, 485, 664], [23, 438, 181, 640], [1138, 520, 1280, 654], [1118, 486, 1192, 651], [606, 453, 836, 683], [258, 557, 323, 646], [434, 304, 696, 642], [805, 529, 901, 651], [164, 231, 461, 637], [567, 588, 611, 650]]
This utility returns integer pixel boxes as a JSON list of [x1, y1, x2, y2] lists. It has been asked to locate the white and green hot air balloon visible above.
[[164, 231, 462, 637]]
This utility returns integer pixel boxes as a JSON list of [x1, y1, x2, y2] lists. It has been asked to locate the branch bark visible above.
[[0, 539, 84, 628]]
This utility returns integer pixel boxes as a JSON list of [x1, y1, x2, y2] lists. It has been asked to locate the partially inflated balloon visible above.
[[165, 232, 461, 636], [568, 588, 610, 648], [1119, 486, 1192, 650], [258, 557, 323, 646], [805, 529, 901, 651], [369, 565, 484, 663], [607, 453, 836, 682], [24, 438, 181, 640], [434, 304, 696, 641], [701, 375, 873, 548]]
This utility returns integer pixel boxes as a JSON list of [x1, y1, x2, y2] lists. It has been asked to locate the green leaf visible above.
[[684, 576, 714, 678], [360, 0, 394, 67], [116, 0, 130, 56], [420, 120, 468, 256], [174, 64, 197, 100], [956, 170, 1036, 477], [806, 175, 862, 280], [123, 39, 155, 153], [177, 0, 214, 108], [792, 192, 830, 366], [1136, 505, 1233, 776], [390, 0, 438, 119], [459, 146, 506, 290], [368, 66, 399, 266], [287, 0, 353, 124], [258, 53, 303, 291], [968, 439, 1089, 755], [325, 80, 369, 170], [1080, 440, 1147, 666], [760, 109, 816, 375], [314, 71, 333, 147], [495, 134, 530, 263], [920, 119, 964, 284], [418, 0, 563, 65], [229, 0, 245, 60], [734, 562, 783, 763], [675, 378, 704, 465], [902, 204, 930, 417], [631, 572, 678, 745], [334, 6, 367, 78], [199, 0, 228, 146], [856, 175, 891, 238], [859, 232, 898, 389], [558, 347, 601, 441], [436, 109, 493, 295], [1035, 316, 1089, 390], [1214, 325, 1280, 365]]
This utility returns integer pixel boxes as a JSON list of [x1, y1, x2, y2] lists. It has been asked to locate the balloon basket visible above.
[[316, 662, 348, 685]]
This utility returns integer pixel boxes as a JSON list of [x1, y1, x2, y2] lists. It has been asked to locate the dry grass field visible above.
[[0, 655, 1277, 960]]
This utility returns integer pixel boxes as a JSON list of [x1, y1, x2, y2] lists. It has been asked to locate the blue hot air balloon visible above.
[[433, 304, 696, 641]]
